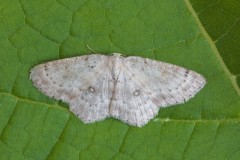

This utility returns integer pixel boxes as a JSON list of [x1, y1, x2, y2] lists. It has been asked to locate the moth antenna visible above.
[[86, 45, 98, 53]]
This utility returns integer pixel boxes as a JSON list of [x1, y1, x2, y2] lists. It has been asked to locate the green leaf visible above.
[[190, 0, 240, 88], [0, 0, 239, 159]]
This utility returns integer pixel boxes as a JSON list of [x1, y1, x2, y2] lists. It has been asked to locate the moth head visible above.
[[111, 53, 123, 57]]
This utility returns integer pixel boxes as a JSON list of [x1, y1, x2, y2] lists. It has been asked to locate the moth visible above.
[[30, 54, 206, 127]]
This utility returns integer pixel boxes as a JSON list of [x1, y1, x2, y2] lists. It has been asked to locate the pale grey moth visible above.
[[30, 53, 206, 127]]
